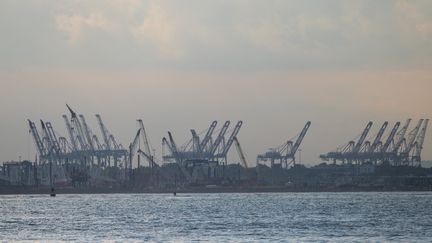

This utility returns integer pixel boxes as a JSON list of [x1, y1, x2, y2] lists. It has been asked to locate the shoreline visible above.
[[1, 186, 431, 195]]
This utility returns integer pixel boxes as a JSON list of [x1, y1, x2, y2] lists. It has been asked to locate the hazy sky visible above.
[[0, 0, 431, 165]]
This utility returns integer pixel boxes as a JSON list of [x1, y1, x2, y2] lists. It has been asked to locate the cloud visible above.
[[2, 0, 432, 70], [130, 2, 183, 59], [55, 13, 113, 44]]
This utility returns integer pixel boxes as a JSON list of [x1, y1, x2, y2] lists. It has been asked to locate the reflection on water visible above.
[[0, 192, 431, 242]]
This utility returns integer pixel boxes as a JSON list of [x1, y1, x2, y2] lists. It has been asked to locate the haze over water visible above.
[[1, 192, 431, 242]]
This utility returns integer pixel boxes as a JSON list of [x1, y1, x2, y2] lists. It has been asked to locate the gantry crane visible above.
[[257, 121, 311, 168]]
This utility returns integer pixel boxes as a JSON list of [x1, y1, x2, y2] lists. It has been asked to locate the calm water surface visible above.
[[0, 192, 431, 242]]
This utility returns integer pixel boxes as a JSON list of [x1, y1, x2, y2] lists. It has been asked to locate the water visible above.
[[1, 192, 431, 242]]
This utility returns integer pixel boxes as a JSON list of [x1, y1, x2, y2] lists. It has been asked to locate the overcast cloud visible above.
[[0, 0, 431, 165]]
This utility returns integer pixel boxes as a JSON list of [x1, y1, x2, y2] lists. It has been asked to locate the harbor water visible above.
[[1, 192, 431, 242]]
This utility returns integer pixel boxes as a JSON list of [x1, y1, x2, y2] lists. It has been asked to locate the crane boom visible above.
[[63, 115, 78, 151], [45, 122, 61, 154], [393, 119, 412, 153], [168, 132, 179, 156], [233, 137, 248, 168], [92, 135, 103, 150], [129, 129, 141, 162], [190, 129, 202, 153], [28, 119, 46, 156], [137, 149, 158, 168], [95, 114, 112, 150], [137, 119, 152, 157], [289, 121, 311, 156], [79, 114, 95, 151], [220, 121, 243, 156], [109, 135, 120, 150], [210, 121, 230, 154], [167, 132, 192, 181], [353, 122, 373, 153], [40, 120, 52, 151], [369, 122, 388, 153], [162, 137, 173, 154], [382, 122, 400, 153], [67, 105, 88, 150], [412, 119, 429, 159], [200, 121, 218, 151], [404, 119, 424, 153]]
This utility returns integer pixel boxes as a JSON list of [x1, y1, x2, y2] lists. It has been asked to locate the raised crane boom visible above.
[[167, 132, 192, 181], [162, 137, 173, 155], [220, 121, 243, 157], [79, 114, 96, 151], [369, 121, 388, 153], [200, 121, 218, 151], [289, 121, 311, 157], [393, 119, 412, 153], [353, 122, 373, 153], [382, 122, 400, 153], [168, 132, 179, 157], [412, 119, 429, 161], [40, 120, 53, 152], [63, 115, 78, 151], [137, 119, 152, 157], [129, 129, 141, 162], [137, 149, 158, 168], [95, 114, 112, 150], [210, 121, 231, 155], [190, 129, 202, 153], [28, 119, 47, 156], [45, 122, 61, 154], [233, 137, 248, 168], [109, 135, 120, 150], [67, 105, 88, 150], [404, 119, 424, 153]]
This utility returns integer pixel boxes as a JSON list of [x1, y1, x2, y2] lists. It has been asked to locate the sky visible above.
[[0, 0, 431, 166]]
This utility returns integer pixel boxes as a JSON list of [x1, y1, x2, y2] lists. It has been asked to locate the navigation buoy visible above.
[[173, 192, 177, 196], [50, 187, 56, 197]]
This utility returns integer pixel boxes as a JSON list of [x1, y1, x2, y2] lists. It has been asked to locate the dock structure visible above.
[[28, 105, 128, 184], [2, 109, 427, 190], [320, 119, 429, 166], [257, 121, 311, 169], [160, 120, 243, 183]]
